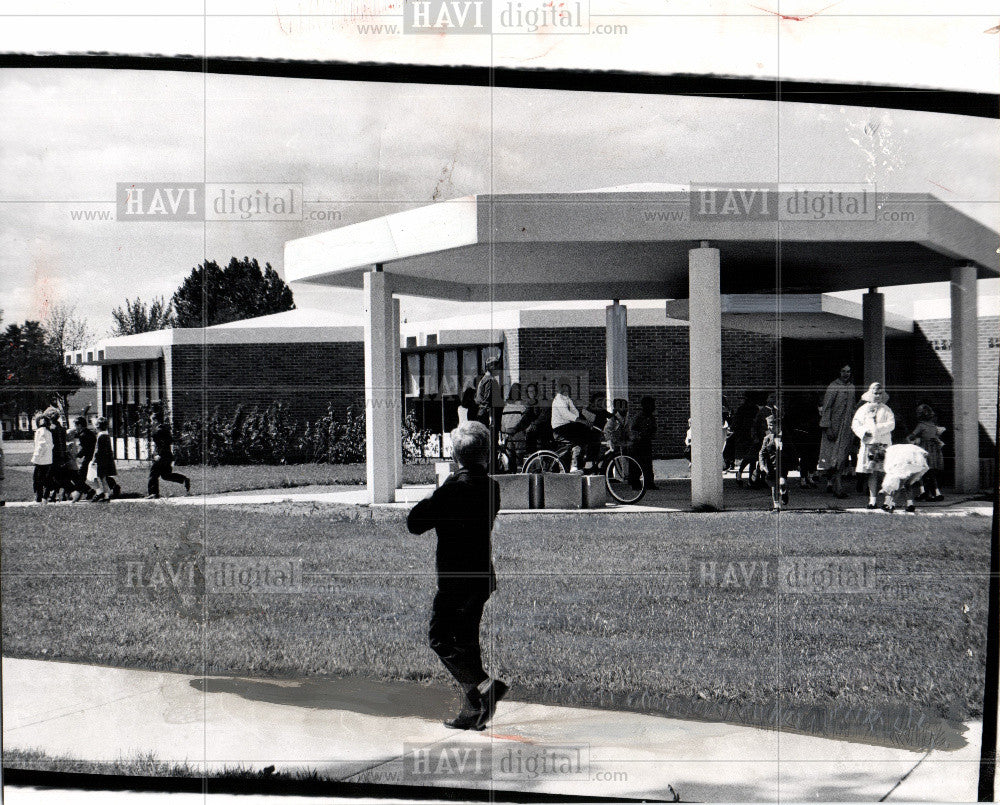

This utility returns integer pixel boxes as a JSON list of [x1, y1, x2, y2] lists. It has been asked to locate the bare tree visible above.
[[44, 303, 93, 354], [43, 303, 94, 419]]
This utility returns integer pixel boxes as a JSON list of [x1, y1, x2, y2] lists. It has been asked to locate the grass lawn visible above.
[[0, 504, 990, 745], [1, 748, 303, 779], [0, 462, 435, 501], [2, 748, 354, 795]]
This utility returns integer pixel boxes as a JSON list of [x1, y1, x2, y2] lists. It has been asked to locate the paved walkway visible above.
[[3, 480, 991, 517], [3, 453, 990, 514], [1, 657, 983, 801]]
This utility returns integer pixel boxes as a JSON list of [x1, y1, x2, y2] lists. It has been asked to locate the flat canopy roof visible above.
[[284, 189, 998, 302], [666, 294, 913, 339]]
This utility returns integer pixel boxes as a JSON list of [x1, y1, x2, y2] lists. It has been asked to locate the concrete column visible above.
[[95, 362, 105, 421], [392, 297, 403, 493], [862, 288, 885, 388], [363, 268, 397, 504], [951, 265, 980, 492], [689, 242, 723, 510], [605, 301, 628, 409]]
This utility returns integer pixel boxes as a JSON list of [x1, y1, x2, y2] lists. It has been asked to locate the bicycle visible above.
[[521, 438, 647, 504]]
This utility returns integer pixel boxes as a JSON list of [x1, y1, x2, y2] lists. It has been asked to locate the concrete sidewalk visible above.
[[1, 657, 983, 801], [3, 482, 991, 517]]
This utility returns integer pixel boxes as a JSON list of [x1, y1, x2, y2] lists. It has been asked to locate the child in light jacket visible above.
[[31, 415, 54, 503]]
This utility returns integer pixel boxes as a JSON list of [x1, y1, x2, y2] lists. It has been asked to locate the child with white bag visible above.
[[879, 443, 929, 513]]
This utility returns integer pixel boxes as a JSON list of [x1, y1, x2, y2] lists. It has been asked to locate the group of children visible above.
[[746, 392, 943, 512], [29, 408, 191, 504], [30, 408, 119, 503]]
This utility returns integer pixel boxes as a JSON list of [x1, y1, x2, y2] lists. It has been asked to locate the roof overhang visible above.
[[66, 324, 364, 366], [284, 190, 998, 302], [665, 294, 913, 340]]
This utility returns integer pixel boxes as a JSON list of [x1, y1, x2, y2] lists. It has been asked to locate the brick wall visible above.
[[169, 342, 365, 428], [517, 325, 780, 457], [163, 319, 998, 461], [908, 316, 999, 456]]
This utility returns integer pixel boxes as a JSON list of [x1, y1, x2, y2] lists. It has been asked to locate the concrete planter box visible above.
[[582, 475, 608, 508], [435, 461, 457, 488], [542, 472, 584, 509], [491, 473, 532, 510]]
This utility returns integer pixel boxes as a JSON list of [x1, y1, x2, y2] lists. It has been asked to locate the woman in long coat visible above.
[[851, 383, 895, 508], [817, 365, 856, 497]]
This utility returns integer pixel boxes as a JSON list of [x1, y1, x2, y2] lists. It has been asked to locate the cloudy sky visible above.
[[0, 66, 997, 336]]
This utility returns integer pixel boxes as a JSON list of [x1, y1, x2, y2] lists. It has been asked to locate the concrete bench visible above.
[[438, 465, 605, 510]]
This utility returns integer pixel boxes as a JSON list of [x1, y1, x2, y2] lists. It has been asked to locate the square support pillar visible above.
[[605, 302, 628, 409], [951, 265, 980, 492], [364, 269, 399, 504], [862, 289, 885, 389], [689, 243, 723, 511], [392, 298, 403, 492]]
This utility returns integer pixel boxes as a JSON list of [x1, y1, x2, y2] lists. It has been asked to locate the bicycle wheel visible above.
[[605, 454, 646, 503], [522, 451, 565, 474]]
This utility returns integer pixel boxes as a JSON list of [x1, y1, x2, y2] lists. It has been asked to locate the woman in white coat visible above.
[[851, 382, 895, 508]]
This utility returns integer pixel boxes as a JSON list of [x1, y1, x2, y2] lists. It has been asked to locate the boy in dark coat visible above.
[[406, 421, 509, 730], [74, 417, 98, 500], [147, 411, 190, 498]]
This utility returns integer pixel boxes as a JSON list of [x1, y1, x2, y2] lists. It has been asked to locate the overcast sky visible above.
[[0, 67, 997, 336]]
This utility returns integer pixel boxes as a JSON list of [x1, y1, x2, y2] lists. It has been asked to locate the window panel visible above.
[[462, 348, 479, 390], [423, 351, 439, 397], [405, 353, 421, 397], [441, 350, 458, 396]]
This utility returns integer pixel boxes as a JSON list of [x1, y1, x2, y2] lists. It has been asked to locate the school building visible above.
[[67, 297, 998, 482], [282, 188, 998, 507]]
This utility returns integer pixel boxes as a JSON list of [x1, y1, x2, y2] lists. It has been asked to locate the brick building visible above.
[[67, 309, 363, 459], [69, 299, 998, 471], [400, 301, 921, 460], [908, 297, 999, 461]]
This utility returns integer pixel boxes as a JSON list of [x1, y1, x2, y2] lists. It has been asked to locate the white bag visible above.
[[880, 444, 929, 494], [86, 461, 98, 483]]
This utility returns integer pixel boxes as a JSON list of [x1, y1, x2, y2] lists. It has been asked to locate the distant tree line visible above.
[[111, 256, 295, 334], [0, 256, 294, 427]]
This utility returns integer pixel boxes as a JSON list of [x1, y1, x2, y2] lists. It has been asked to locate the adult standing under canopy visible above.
[[474, 358, 504, 471], [817, 364, 856, 498]]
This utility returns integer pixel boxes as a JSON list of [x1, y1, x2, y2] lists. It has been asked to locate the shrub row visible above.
[[171, 403, 434, 466]]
